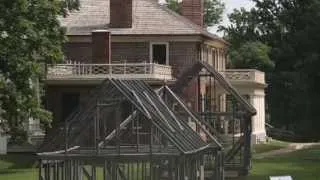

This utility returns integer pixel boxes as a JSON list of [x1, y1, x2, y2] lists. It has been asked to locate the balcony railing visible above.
[[47, 62, 174, 81], [222, 69, 265, 85]]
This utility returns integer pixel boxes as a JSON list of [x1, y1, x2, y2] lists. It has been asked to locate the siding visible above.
[[64, 42, 92, 63], [64, 42, 150, 64], [62, 41, 201, 110], [111, 42, 149, 63]]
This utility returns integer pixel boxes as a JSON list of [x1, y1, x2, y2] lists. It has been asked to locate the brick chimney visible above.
[[92, 30, 111, 64], [181, 0, 204, 27], [110, 0, 133, 28]]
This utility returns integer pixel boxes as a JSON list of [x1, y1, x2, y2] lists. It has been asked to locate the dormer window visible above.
[[150, 42, 169, 65]]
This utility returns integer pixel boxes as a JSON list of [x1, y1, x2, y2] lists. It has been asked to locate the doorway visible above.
[[61, 93, 80, 122], [150, 43, 169, 65]]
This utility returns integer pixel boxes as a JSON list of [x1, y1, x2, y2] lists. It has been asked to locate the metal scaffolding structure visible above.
[[38, 61, 256, 180], [39, 79, 224, 180], [171, 61, 256, 176]]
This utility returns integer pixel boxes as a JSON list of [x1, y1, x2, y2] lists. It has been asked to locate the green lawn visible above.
[[0, 145, 319, 180], [247, 145, 320, 180], [252, 139, 289, 154]]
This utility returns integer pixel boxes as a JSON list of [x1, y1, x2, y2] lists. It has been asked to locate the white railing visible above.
[[222, 69, 265, 84], [47, 62, 173, 80]]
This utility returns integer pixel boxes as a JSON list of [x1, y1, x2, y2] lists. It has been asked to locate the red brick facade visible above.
[[181, 0, 204, 27], [110, 0, 132, 28], [92, 30, 111, 63]]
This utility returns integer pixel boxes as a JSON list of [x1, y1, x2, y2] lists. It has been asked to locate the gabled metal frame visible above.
[[170, 61, 256, 176], [38, 79, 225, 180]]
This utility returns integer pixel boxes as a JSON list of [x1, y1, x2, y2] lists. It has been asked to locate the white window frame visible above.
[[149, 42, 169, 65]]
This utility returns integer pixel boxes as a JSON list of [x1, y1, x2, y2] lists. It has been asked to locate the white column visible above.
[[222, 50, 226, 71], [0, 134, 7, 155], [214, 49, 218, 70], [250, 94, 266, 143], [217, 49, 220, 71]]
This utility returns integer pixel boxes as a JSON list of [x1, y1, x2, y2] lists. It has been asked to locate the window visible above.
[[150, 42, 169, 65]]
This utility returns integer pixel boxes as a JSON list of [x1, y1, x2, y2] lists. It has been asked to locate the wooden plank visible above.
[[98, 111, 137, 148], [38, 146, 80, 156]]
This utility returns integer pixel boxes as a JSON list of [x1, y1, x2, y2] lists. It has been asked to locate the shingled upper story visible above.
[[47, 0, 233, 83]]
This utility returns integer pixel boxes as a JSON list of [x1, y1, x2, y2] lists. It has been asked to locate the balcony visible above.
[[46, 62, 174, 84], [222, 69, 266, 87]]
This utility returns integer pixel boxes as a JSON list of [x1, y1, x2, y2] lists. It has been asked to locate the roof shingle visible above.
[[59, 0, 225, 43]]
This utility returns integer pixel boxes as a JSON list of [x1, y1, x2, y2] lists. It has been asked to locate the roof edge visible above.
[[157, 2, 229, 45]]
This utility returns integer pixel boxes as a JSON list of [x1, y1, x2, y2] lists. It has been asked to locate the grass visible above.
[[0, 144, 319, 180], [252, 139, 290, 154], [0, 153, 38, 180], [247, 145, 320, 180]]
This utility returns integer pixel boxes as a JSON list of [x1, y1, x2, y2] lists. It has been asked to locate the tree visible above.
[[0, 0, 78, 143], [204, 0, 225, 26], [219, 8, 261, 49], [166, 0, 225, 26], [228, 41, 274, 71], [219, 8, 274, 72], [220, 0, 320, 140]]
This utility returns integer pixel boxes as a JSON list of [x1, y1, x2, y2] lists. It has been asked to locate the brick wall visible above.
[[181, 0, 204, 27], [92, 30, 111, 64], [110, 0, 132, 28]]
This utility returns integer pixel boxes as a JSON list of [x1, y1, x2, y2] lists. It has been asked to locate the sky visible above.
[[210, 0, 255, 36], [158, 0, 255, 36], [221, 0, 254, 25]]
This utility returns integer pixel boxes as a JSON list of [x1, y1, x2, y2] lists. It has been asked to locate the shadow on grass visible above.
[[0, 153, 37, 170], [0, 170, 21, 175]]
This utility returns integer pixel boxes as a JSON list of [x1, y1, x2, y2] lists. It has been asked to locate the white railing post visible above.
[[79, 61, 81, 75], [150, 63, 153, 74], [143, 61, 147, 74], [74, 61, 77, 75], [81, 62, 84, 75], [78, 61, 81, 75], [75, 61, 78, 75]]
